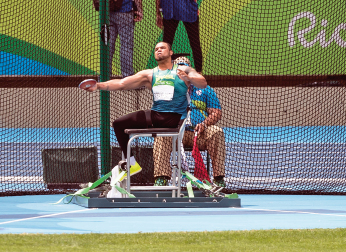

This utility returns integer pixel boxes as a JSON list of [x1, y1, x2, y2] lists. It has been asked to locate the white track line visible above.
[[242, 207, 346, 217], [0, 208, 95, 225]]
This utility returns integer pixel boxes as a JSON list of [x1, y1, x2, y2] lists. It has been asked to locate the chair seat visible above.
[[125, 128, 179, 135]]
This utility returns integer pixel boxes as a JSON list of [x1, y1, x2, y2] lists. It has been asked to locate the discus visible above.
[[79, 79, 97, 90]]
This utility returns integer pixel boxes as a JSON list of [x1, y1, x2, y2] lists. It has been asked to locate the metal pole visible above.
[[99, 0, 111, 175]]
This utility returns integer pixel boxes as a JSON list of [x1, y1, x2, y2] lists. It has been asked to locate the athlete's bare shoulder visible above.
[[135, 69, 153, 77]]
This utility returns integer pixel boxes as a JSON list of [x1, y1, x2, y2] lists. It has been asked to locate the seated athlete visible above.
[[153, 56, 226, 187], [82, 42, 207, 178]]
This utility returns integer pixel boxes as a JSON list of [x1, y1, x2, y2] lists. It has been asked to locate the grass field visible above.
[[1, 229, 346, 252]]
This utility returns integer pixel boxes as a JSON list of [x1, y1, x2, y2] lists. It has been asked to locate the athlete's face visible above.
[[154, 43, 172, 62]]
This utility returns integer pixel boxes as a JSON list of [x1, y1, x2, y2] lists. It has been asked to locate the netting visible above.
[[1, 0, 346, 196]]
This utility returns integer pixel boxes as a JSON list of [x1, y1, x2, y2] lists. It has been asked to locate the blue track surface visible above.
[[1, 127, 346, 233], [1, 194, 346, 234]]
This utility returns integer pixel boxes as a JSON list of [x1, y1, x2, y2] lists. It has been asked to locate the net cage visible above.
[[1, 0, 346, 196]]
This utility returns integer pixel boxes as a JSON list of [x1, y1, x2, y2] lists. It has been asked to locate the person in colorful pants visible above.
[[109, 0, 143, 77]]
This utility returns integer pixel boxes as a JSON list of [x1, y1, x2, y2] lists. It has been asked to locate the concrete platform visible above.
[[72, 191, 241, 208]]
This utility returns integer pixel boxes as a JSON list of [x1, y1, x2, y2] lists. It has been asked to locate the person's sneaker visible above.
[[119, 162, 142, 182], [154, 176, 168, 186], [214, 177, 226, 187]]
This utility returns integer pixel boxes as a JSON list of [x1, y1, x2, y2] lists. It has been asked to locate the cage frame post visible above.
[[99, 0, 111, 175]]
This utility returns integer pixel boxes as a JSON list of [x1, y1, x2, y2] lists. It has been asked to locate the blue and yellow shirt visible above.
[[188, 85, 221, 130]]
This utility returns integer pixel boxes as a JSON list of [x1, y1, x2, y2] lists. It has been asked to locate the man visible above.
[[156, 0, 203, 73], [153, 56, 226, 187], [108, 0, 143, 77], [83, 42, 207, 175]]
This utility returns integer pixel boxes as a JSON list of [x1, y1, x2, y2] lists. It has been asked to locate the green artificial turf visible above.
[[1, 229, 346, 252]]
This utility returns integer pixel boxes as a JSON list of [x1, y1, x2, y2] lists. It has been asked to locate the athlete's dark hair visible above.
[[157, 41, 172, 51]]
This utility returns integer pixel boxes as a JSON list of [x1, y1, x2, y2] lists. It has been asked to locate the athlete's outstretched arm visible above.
[[85, 70, 152, 92], [176, 66, 207, 89]]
